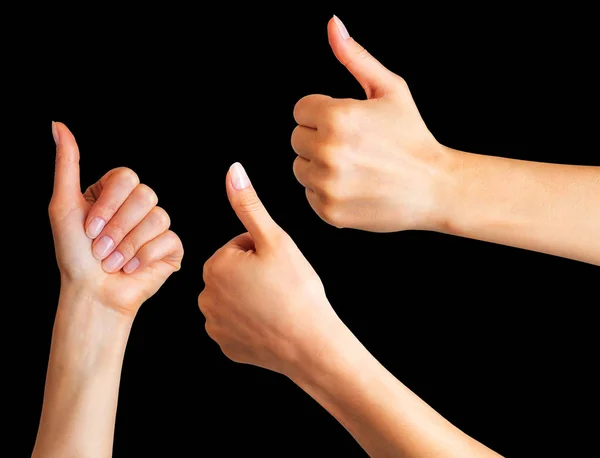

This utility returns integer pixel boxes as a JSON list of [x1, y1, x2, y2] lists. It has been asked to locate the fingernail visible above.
[[103, 251, 124, 272], [333, 15, 350, 40], [230, 162, 251, 190], [123, 257, 140, 274], [93, 236, 115, 259], [86, 217, 106, 239], [51, 121, 60, 146]]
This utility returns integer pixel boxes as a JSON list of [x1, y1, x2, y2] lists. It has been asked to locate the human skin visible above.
[[199, 163, 502, 457], [31, 122, 184, 457], [291, 16, 600, 266]]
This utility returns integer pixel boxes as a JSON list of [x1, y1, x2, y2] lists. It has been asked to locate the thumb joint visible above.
[[236, 191, 264, 215]]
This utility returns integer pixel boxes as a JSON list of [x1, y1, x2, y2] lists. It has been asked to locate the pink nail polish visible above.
[[123, 257, 140, 274], [333, 15, 350, 40], [103, 251, 124, 272], [86, 217, 106, 239], [93, 236, 115, 260], [230, 162, 251, 190]]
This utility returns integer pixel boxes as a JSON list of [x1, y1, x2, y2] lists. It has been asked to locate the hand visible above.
[[49, 122, 184, 316], [291, 16, 458, 232], [199, 163, 342, 377]]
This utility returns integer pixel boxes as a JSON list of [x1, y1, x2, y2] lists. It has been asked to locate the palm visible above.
[[50, 122, 182, 315]]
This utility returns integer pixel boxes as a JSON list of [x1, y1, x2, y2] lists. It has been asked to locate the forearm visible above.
[[289, 318, 500, 458], [438, 148, 600, 265], [32, 285, 133, 458]]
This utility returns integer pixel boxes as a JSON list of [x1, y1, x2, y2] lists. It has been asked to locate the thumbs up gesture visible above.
[[292, 16, 457, 232], [49, 122, 183, 316], [199, 163, 342, 376]]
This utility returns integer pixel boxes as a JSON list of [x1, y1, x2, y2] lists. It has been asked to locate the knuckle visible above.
[[202, 257, 216, 282], [293, 95, 311, 120], [49, 199, 80, 221], [172, 261, 183, 273], [143, 242, 161, 261], [237, 194, 263, 214], [167, 230, 183, 254], [316, 145, 340, 169], [166, 229, 182, 247], [221, 345, 241, 363], [290, 125, 301, 148], [307, 178, 327, 197], [198, 292, 212, 316], [163, 230, 183, 266], [135, 183, 158, 206], [268, 229, 288, 247], [176, 241, 185, 264], [354, 44, 371, 60], [395, 74, 408, 89], [104, 220, 128, 241], [96, 201, 120, 216], [292, 156, 304, 177], [114, 167, 140, 187], [323, 105, 352, 132], [292, 100, 302, 122], [202, 264, 210, 283], [204, 321, 217, 340], [55, 148, 79, 165], [117, 237, 137, 259], [197, 291, 206, 309], [318, 202, 344, 227], [320, 179, 345, 203], [150, 206, 171, 229], [47, 199, 60, 218]]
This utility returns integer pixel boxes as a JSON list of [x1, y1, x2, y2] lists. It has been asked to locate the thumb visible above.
[[328, 16, 403, 99], [51, 121, 81, 199], [226, 162, 281, 250]]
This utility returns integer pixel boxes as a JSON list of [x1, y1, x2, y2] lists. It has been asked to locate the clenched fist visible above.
[[291, 16, 457, 232], [199, 163, 343, 377], [49, 122, 184, 316]]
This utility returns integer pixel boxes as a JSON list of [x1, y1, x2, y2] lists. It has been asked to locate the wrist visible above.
[[285, 314, 364, 390], [54, 285, 133, 361], [58, 278, 138, 321], [424, 144, 470, 234]]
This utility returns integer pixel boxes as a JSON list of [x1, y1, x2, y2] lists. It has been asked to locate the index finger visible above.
[[293, 94, 333, 129], [83, 167, 141, 238]]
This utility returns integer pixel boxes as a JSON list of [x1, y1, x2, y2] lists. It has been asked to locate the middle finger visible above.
[[92, 183, 158, 261]]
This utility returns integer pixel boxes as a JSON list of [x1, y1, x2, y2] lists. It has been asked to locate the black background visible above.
[[10, 4, 598, 457]]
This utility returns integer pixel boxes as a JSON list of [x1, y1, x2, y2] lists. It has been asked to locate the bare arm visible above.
[[440, 149, 600, 265], [32, 289, 132, 457], [32, 122, 183, 457], [292, 16, 600, 266], [200, 164, 502, 457], [289, 317, 501, 458]]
